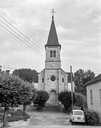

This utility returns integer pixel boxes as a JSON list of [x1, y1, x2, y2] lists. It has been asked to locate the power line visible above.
[[0, 20, 32, 49], [0, 16, 33, 44], [0, 17, 32, 47], [0, 15, 39, 49], [0, 22, 31, 49]]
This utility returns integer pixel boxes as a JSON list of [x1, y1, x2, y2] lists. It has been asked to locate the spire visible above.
[[45, 10, 61, 47]]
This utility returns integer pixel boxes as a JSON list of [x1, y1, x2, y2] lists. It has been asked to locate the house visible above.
[[85, 74, 101, 121]]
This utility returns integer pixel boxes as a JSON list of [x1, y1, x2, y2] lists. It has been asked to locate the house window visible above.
[[99, 89, 101, 104], [90, 89, 93, 105], [42, 78, 44, 83]]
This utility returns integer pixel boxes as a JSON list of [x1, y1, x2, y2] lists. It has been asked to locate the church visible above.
[[38, 14, 74, 103]]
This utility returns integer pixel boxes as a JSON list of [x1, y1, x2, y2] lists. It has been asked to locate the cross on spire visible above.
[[51, 9, 56, 17], [51, 9, 56, 20]]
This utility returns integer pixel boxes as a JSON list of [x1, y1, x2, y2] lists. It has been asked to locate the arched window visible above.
[[51, 75, 56, 81], [62, 78, 64, 83], [42, 78, 44, 83], [53, 50, 56, 57], [50, 50, 52, 57], [50, 50, 56, 57]]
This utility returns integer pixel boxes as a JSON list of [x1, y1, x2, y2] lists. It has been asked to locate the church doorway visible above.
[[48, 90, 58, 105]]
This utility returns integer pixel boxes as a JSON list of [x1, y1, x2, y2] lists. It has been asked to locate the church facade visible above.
[[38, 15, 73, 96]]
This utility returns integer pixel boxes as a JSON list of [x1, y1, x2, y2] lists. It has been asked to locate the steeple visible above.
[[45, 11, 61, 47]]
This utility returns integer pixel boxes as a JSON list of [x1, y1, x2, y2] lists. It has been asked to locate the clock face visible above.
[[51, 75, 56, 81]]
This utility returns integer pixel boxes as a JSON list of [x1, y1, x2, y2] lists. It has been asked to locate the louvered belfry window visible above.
[[50, 50, 56, 57]]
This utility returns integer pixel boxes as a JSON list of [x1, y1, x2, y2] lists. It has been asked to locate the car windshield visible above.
[[73, 110, 83, 115]]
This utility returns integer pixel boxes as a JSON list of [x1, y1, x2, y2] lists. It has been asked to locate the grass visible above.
[[0, 108, 30, 122]]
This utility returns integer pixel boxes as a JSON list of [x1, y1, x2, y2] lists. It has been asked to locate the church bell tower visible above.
[[38, 10, 70, 101], [45, 14, 61, 69]]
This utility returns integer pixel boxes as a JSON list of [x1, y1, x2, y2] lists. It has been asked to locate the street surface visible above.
[[9, 111, 101, 128]]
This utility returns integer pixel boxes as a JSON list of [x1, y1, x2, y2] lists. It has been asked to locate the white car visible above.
[[70, 109, 85, 123]]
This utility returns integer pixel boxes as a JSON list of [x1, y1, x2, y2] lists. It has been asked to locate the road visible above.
[[9, 111, 101, 128]]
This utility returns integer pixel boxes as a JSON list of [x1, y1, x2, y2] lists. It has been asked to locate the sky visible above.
[[0, 0, 100, 75]]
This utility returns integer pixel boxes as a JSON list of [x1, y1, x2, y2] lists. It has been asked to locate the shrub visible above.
[[0, 109, 30, 122], [85, 110, 100, 125], [74, 93, 87, 109], [58, 91, 75, 112], [7, 109, 30, 122], [33, 90, 49, 110]]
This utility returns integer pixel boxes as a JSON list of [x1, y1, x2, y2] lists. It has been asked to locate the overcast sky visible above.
[[0, 0, 100, 74]]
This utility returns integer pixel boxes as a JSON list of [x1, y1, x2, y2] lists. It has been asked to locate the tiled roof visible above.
[[85, 74, 101, 87], [45, 16, 61, 47]]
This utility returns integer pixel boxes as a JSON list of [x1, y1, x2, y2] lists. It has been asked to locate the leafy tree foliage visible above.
[[0, 72, 34, 127], [18, 82, 33, 112], [74, 69, 95, 95], [74, 93, 87, 109], [0, 73, 23, 108], [0, 73, 23, 127], [58, 91, 75, 112], [33, 90, 49, 110], [13, 68, 38, 83]]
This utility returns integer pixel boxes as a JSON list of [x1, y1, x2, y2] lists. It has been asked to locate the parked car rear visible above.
[[70, 109, 85, 123]]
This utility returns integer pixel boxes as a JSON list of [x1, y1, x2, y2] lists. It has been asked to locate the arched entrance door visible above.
[[48, 90, 58, 105]]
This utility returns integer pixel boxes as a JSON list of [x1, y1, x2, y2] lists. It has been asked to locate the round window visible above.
[[51, 75, 56, 81]]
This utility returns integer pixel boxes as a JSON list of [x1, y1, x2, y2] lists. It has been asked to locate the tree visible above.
[[33, 90, 49, 110], [74, 93, 87, 109], [13, 68, 38, 83], [18, 82, 32, 113], [74, 69, 95, 95], [0, 73, 23, 127], [58, 91, 75, 112]]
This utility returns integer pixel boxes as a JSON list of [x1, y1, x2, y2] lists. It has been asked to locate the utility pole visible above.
[[70, 65, 74, 110]]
